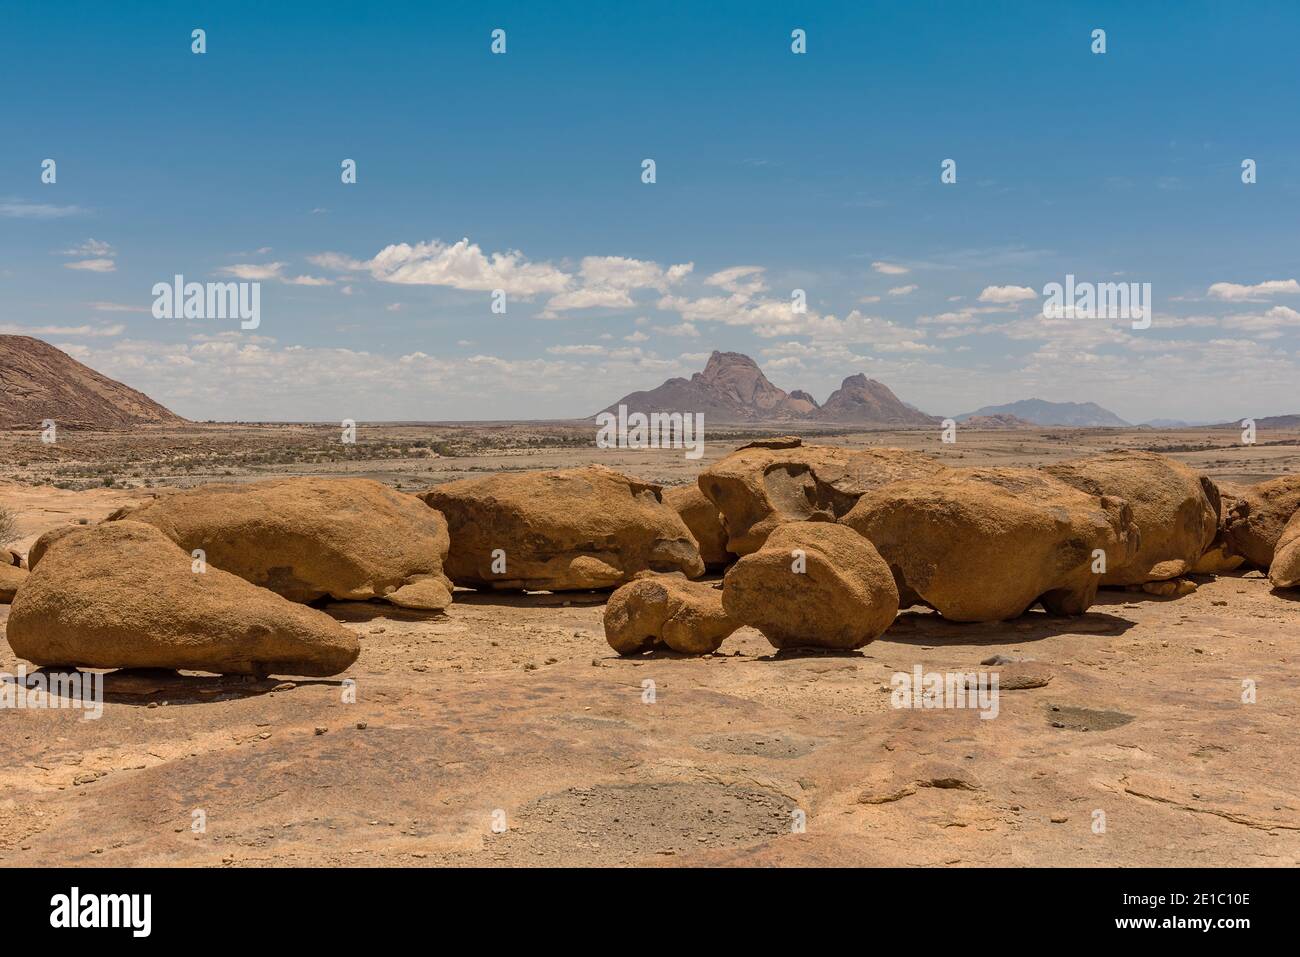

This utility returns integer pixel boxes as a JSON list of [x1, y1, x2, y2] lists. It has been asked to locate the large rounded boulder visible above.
[[420, 465, 704, 591], [604, 575, 737, 655], [663, 484, 733, 570], [2, 545, 28, 602], [109, 477, 453, 609], [722, 521, 899, 650], [841, 468, 1138, 622], [1268, 510, 1300, 589], [1042, 450, 1218, 584], [7, 521, 359, 676], [697, 437, 949, 556], [0, 563, 26, 603], [1224, 476, 1300, 569]]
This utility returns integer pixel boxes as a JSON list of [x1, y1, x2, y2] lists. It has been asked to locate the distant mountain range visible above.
[[0, 335, 185, 430], [956, 398, 1130, 428], [601, 351, 937, 426]]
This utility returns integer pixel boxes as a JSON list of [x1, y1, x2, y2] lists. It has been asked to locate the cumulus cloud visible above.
[[1207, 279, 1300, 301], [871, 261, 910, 275], [978, 284, 1037, 304], [541, 255, 692, 316], [888, 284, 918, 297], [367, 238, 570, 296], [705, 266, 767, 296]]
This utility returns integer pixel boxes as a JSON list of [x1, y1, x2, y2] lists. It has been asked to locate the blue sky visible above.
[[2, 0, 1298, 422]]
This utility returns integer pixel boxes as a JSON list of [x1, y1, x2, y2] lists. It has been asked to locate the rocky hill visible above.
[[813, 374, 938, 426], [958, 398, 1129, 428], [0, 335, 184, 430], [959, 413, 1038, 429]]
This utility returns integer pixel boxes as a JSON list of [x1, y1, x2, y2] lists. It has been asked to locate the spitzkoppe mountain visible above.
[[0, 335, 185, 430], [601, 351, 817, 422], [957, 398, 1130, 428], [601, 351, 935, 426]]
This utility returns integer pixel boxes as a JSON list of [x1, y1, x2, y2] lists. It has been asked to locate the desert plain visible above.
[[2, 422, 1298, 867]]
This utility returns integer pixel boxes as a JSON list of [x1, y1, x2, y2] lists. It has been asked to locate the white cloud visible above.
[[1207, 279, 1300, 302], [978, 284, 1037, 304], [61, 239, 114, 257], [367, 238, 570, 295], [308, 252, 369, 272], [705, 266, 767, 296], [64, 258, 116, 273], [872, 261, 910, 275], [653, 322, 701, 338], [220, 262, 332, 286], [220, 262, 286, 281], [542, 256, 693, 316], [888, 284, 918, 297]]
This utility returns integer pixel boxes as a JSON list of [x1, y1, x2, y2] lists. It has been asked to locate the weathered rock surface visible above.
[[7, 521, 359, 676], [28, 525, 79, 569], [604, 575, 737, 655], [1269, 510, 1300, 589], [1224, 476, 1300, 569], [722, 522, 899, 650], [109, 477, 452, 608], [1191, 480, 1247, 574], [1042, 451, 1218, 584], [0, 563, 26, 603], [841, 468, 1138, 622], [697, 437, 949, 556], [663, 484, 733, 570], [420, 465, 703, 591], [1140, 578, 1198, 598]]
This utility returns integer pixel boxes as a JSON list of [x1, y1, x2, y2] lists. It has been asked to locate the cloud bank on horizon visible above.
[[2, 1, 1299, 423]]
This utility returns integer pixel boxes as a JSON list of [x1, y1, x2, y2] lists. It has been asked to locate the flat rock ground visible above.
[[1, 424, 1298, 867]]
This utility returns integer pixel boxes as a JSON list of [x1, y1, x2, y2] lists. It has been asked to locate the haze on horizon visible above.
[[2, 2, 1298, 425]]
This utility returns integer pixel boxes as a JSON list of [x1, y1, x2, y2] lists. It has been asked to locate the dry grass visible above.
[[0, 505, 18, 545]]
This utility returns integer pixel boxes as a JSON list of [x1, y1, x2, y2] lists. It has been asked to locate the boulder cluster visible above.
[[3, 439, 1298, 674], [611, 438, 1300, 655], [6, 476, 455, 677]]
